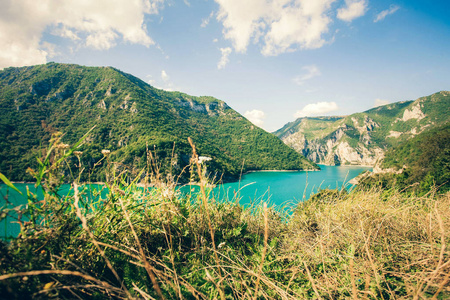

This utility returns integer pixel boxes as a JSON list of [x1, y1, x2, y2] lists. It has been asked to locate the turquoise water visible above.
[[0, 183, 109, 239], [0, 165, 370, 239], [208, 165, 371, 208]]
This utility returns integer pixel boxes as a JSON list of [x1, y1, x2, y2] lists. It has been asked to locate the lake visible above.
[[207, 165, 371, 208], [1, 165, 371, 239]]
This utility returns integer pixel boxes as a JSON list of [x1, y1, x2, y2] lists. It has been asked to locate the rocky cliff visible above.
[[275, 91, 450, 166]]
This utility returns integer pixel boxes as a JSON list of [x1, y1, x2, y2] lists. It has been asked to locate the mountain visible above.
[[274, 91, 450, 166], [358, 123, 450, 194], [0, 63, 317, 182]]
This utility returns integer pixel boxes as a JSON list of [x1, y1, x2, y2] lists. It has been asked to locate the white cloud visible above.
[[201, 11, 215, 28], [213, 38, 219, 43], [217, 47, 232, 69], [161, 70, 170, 81], [244, 109, 266, 127], [0, 0, 165, 69], [294, 101, 339, 118], [52, 26, 81, 41], [293, 65, 321, 85], [374, 5, 400, 23], [145, 0, 166, 14], [215, 0, 337, 56], [337, 0, 368, 22], [374, 99, 390, 107], [86, 31, 119, 50], [41, 42, 58, 59], [146, 70, 176, 91]]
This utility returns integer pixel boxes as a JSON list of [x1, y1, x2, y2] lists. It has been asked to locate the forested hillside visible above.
[[0, 63, 317, 182], [359, 123, 450, 194]]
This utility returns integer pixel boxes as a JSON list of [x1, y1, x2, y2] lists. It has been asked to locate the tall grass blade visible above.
[[0, 172, 22, 196]]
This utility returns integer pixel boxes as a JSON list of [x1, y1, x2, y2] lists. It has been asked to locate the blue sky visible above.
[[1, 0, 449, 131]]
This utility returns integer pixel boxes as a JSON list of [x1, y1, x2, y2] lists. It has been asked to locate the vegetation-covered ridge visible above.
[[275, 91, 450, 166], [0, 62, 317, 182], [358, 122, 450, 195], [1, 137, 449, 299]]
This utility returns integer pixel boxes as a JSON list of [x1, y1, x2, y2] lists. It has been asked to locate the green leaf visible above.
[[125, 168, 145, 193], [0, 172, 23, 195]]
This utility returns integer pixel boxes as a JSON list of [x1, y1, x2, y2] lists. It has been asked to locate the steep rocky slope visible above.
[[275, 91, 450, 166]]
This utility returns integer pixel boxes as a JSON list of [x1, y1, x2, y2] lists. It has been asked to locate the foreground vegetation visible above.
[[0, 135, 449, 299]]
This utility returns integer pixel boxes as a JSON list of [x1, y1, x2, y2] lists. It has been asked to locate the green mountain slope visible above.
[[274, 91, 450, 166], [360, 123, 450, 193], [0, 63, 317, 182]]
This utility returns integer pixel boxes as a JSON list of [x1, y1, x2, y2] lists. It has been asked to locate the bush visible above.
[[1, 134, 449, 299]]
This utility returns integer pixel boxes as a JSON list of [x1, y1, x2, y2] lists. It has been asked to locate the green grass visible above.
[[0, 135, 449, 299]]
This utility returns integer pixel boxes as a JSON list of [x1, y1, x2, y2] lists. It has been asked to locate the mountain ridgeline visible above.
[[275, 91, 450, 166], [0, 63, 317, 182]]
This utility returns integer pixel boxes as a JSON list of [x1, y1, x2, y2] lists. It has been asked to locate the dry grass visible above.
[[2, 179, 449, 299], [1, 135, 449, 299], [286, 187, 450, 299]]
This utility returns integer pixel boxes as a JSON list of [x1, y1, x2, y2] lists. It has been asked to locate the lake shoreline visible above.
[[243, 169, 320, 175], [317, 163, 375, 168], [7, 169, 321, 186], [4, 165, 372, 189]]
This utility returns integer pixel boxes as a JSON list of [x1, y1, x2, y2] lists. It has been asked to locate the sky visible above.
[[1, 0, 449, 132]]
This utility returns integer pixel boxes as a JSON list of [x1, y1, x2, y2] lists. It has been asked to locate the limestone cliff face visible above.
[[280, 120, 384, 166], [274, 91, 450, 166], [175, 98, 229, 116]]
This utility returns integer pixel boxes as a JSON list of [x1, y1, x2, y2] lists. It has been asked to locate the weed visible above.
[[0, 133, 449, 299]]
